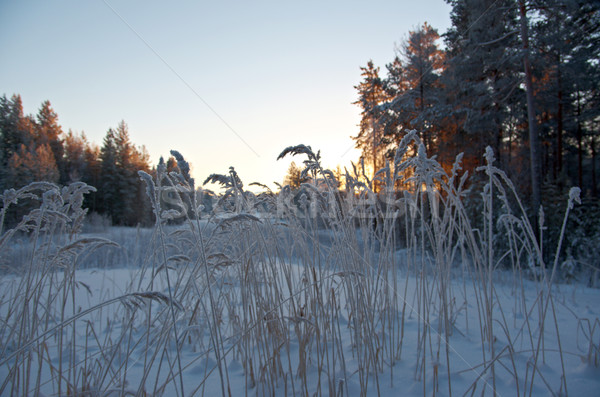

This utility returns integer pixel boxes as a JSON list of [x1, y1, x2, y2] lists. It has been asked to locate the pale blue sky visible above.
[[0, 0, 452, 189]]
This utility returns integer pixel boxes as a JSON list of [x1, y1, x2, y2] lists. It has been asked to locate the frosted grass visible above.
[[1, 133, 599, 396]]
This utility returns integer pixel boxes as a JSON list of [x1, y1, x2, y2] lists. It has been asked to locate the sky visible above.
[[0, 0, 452, 191]]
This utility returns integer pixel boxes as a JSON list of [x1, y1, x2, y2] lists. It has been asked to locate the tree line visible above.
[[353, 0, 599, 214], [0, 94, 154, 226]]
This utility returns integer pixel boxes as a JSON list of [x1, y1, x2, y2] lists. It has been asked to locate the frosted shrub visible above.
[[561, 255, 577, 283], [81, 211, 112, 233]]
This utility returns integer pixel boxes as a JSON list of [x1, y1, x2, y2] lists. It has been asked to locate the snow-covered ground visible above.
[[1, 250, 599, 396]]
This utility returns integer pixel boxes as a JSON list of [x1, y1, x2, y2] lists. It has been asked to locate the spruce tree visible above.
[[35, 100, 65, 183], [0, 95, 34, 191], [99, 128, 119, 223], [82, 141, 101, 213], [114, 121, 138, 224]]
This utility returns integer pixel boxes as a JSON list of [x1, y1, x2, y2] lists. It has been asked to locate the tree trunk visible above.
[[592, 134, 597, 197], [519, 0, 542, 229], [577, 90, 584, 189], [370, 89, 379, 192], [557, 57, 564, 180], [420, 73, 428, 153]]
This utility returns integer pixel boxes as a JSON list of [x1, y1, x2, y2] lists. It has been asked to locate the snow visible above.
[[2, 247, 599, 396]]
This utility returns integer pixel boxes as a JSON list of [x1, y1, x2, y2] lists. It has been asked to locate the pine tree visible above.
[[525, 0, 599, 196], [283, 161, 305, 190], [518, 0, 543, 221], [559, 1, 600, 195], [382, 23, 445, 158], [532, 0, 574, 182], [401, 23, 445, 152], [443, 0, 522, 173], [63, 130, 89, 183], [353, 61, 389, 190]]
